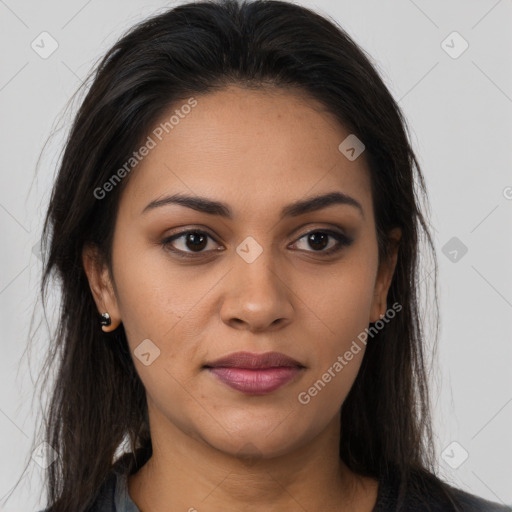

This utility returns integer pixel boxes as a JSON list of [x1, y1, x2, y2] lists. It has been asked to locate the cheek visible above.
[[313, 256, 377, 344], [110, 232, 189, 340], [110, 234, 219, 378], [301, 250, 377, 400]]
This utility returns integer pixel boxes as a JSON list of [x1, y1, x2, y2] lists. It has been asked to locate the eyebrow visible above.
[[142, 191, 364, 220]]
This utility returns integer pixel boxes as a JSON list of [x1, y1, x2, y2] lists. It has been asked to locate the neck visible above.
[[127, 407, 378, 512]]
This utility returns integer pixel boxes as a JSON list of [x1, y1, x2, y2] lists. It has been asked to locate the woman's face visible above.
[[85, 85, 399, 460]]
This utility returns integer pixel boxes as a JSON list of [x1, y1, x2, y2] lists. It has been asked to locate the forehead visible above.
[[119, 85, 373, 222]]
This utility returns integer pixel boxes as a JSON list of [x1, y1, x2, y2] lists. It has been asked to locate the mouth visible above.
[[203, 351, 305, 395]]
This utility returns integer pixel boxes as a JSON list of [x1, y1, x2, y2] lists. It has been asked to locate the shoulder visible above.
[[36, 447, 150, 512], [35, 470, 117, 512], [38, 468, 120, 512], [445, 484, 511, 512], [87, 470, 118, 511], [88, 450, 146, 512], [374, 464, 511, 512]]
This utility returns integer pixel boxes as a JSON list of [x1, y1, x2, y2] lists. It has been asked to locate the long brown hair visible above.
[[23, 1, 457, 510]]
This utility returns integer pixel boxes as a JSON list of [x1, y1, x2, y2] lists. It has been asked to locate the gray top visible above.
[[113, 470, 140, 512], [90, 466, 511, 512], [39, 449, 512, 511]]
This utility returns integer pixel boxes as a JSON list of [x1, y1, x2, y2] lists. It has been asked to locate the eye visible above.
[[290, 229, 353, 255], [161, 229, 222, 258]]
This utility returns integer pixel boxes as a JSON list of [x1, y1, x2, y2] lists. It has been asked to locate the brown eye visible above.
[[306, 232, 329, 251], [181, 232, 208, 251], [291, 230, 353, 255], [161, 230, 221, 256]]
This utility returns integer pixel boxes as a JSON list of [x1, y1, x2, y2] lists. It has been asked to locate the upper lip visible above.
[[203, 351, 304, 369]]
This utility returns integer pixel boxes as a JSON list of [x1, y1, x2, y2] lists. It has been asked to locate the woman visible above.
[[32, 0, 510, 510]]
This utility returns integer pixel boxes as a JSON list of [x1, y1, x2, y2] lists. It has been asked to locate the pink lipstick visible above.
[[203, 351, 304, 395]]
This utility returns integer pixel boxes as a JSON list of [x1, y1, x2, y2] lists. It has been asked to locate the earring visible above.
[[100, 312, 111, 327]]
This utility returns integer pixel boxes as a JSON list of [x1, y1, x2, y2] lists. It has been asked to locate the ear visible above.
[[82, 244, 121, 332], [369, 227, 401, 323]]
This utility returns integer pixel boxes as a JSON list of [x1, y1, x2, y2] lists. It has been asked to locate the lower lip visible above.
[[206, 367, 302, 395]]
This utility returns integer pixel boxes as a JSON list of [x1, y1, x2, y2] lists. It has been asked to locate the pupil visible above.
[[309, 232, 328, 251], [187, 232, 207, 251]]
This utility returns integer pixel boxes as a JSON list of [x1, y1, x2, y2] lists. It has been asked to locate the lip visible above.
[[203, 351, 305, 395], [203, 351, 304, 369], [206, 367, 303, 395]]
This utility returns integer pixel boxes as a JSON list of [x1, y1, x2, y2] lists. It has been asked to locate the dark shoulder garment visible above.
[[373, 464, 511, 512], [40, 450, 511, 512]]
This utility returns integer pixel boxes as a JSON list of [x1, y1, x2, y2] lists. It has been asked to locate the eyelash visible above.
[[160, 228, 353, 259]]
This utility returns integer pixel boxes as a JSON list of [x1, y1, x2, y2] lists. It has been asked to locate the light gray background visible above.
[[0, 0, 511, 510]]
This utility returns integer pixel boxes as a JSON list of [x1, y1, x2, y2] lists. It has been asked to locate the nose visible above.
[[219, 246, 295, 332]]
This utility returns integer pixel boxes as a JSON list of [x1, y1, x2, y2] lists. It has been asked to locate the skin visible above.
[[83, 85, 401, 512]]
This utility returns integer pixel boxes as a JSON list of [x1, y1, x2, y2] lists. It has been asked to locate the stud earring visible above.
[[100, 312, 111, 327]]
